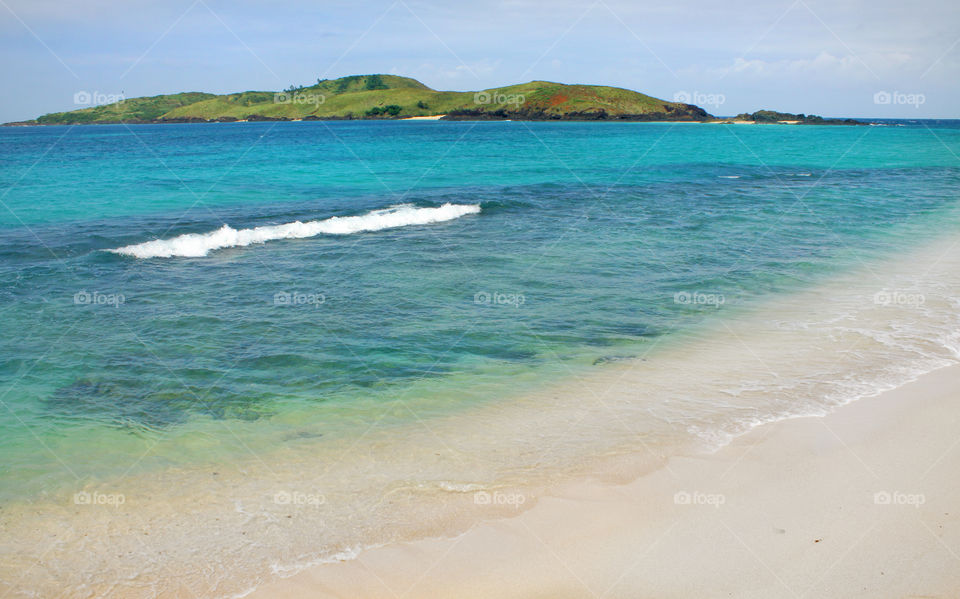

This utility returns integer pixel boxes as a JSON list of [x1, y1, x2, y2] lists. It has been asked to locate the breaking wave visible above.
[[109, 203, 481, 258]]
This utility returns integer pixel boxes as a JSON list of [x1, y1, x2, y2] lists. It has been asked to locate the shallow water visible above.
[[1, 120, 959, 596]]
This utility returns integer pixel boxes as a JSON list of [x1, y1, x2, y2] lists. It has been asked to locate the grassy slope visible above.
[[473, 81, 674, 115], [19, 75, 707, 124], [35, 92, 217, 124]]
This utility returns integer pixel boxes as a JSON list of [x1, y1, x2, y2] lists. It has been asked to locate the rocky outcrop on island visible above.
[[728, 110, 865, 125], [444, 103, 711, 122]]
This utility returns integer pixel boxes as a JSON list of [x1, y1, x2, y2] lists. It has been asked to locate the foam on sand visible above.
[[109, 203, 481, 258]]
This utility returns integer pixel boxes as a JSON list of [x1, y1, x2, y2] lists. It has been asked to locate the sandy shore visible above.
[[249, 363, 960, 598], [400, 115, 447, 120]]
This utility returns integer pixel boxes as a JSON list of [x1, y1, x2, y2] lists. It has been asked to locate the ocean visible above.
[[1, 119, 959, 597]]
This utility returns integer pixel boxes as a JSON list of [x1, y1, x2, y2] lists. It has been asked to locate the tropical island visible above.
[[3, 74, 865, 126]]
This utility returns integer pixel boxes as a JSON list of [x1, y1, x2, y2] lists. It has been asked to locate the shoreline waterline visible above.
[[245, 360, 960, 599], [3, 218, 960, 597]]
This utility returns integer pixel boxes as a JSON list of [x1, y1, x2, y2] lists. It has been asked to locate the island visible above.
[[2, 74, 866, 126]]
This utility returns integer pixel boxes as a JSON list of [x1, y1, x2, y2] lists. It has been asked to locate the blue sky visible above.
[[0, 0, 957, 122]]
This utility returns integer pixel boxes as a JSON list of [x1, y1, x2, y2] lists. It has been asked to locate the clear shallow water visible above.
[[2, 120, 960, 597], [2, 120, 960, 485]]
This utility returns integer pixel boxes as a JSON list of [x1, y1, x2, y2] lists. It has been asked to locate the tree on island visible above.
[[366, 105, 402, 117], [364, 75, 389, 90]]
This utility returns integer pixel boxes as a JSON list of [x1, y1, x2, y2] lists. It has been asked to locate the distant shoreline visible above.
[[1, 115, 872, 127]]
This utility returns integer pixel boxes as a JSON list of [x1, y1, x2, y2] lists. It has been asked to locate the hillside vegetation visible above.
[[12, 75, 712, 125], [34, 93, 217, 125]]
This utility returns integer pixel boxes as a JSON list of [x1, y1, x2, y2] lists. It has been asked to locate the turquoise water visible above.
[[2, 120, 960, 500]]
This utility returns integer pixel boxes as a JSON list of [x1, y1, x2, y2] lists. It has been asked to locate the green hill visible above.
[[9, 74, 712, 125], [33, 92, 218, 125]]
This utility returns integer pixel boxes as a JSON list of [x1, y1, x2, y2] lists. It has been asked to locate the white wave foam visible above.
[[436, 481, 485, 493], [109, 203, 481, 259]]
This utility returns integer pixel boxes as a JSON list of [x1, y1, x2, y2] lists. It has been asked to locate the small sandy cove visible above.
[[250, 364, 960, 598], [400, 115, 446, 121]]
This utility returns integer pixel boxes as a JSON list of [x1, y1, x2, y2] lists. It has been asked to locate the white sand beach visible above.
[[249, 363, 960, 598]]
